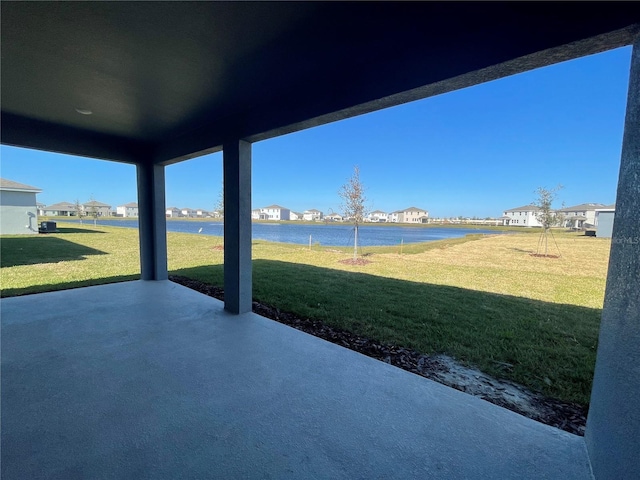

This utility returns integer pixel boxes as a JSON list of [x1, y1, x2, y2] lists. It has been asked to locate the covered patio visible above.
[[2, 3, 639, 478]]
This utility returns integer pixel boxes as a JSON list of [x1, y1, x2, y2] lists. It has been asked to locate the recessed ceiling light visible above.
[[75, 108, 93, 115]]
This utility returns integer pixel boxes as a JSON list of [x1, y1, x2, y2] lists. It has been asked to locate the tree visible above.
[[214, 183, 224, 219], [533, 185, 563, 256], [339, 165, 368, 260], [88, 195, 99, 227], [74, 199, 84, 224]]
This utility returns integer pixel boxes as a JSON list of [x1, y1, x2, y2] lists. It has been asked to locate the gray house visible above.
[[0, 178, 42, 234], [1, 4, 638, 479]]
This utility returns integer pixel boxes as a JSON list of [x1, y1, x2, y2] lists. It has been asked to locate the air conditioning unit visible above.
[[39, 221, 57, 233]]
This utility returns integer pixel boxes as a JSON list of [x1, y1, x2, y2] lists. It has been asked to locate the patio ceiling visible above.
[[1, 2, 639, 164]]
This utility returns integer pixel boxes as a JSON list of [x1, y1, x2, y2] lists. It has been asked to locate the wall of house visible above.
[[596, 211, 615, 238], [0, 190, 39, 235]]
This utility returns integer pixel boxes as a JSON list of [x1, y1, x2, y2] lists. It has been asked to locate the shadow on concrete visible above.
[[170, 259, 601, 405], [0, 236, 107, 268]]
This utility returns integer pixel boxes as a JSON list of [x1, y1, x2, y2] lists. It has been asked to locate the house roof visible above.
[[370, 210, 387, 215], [120, 202, 138, 208], [305, 209, 321, 213], [84, 200, 111, 207], [504, 205, 541, 212], [0, 178, 42, 193], [558, 203, 608, 212], [1, 3, 637, 165], [263, 205, 288, 210], [45, 201, 75, 210], [401, 207, 427, 213]]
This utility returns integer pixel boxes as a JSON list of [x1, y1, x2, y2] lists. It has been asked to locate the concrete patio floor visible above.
[[1, 280, 593, 479]]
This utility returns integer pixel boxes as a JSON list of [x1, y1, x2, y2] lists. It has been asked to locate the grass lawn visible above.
[[1, 222, 611, 405]]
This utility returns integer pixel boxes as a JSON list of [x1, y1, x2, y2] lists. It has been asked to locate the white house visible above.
[[503, 205, 543, 227], [388, 211, 400, 223], [289, 211, 303, 221], [180, 207, 197, 218], [166, 207, 181, 217], [260, 205, 290, 221], [558, 203, 607, 229], [325, 212, 343, 222], [83, 200, 112, 217], [117, 202, 139, 218], [397, 207, 429, 223], [366, 210, 388, 222], [0, 178, 42, 235], [302, 209, 323, 221]]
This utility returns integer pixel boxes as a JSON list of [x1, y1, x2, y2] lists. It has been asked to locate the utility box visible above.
[[39, 221, 57, 233]]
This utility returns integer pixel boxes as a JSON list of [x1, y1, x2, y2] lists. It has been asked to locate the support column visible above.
[[136, 162, 168, 281], [585, 36, 640, 479], [223, 140, 252, 314]]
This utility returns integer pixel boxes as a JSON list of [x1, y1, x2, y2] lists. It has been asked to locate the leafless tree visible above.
[[74, 199, 84, 224], [534, 185, 563, 256], [88, 195, 99, 227], [339, 165, 368, 260]]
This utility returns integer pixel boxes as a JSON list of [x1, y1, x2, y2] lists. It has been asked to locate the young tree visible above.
[[74, 199, 84, 224], [214, 183, 224, 219], [88, 195, 99, 227], [339, 165, 368, 260], [533, 185, 563, 256]]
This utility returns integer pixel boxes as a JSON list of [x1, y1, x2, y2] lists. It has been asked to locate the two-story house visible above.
[[557, 203, 608, 229], [366, 210, 388, 222], [117, 202, 139, 218], [83, 200, 112, 217], [502, 205, 543, 227], [260, 205, 290, 221], [303, 209, 323, 221], [166, 207, 181, 218], [397, 207, 429, 223]]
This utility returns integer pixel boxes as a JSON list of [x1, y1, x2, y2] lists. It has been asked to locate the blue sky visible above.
[[1, 46, 631, 218]]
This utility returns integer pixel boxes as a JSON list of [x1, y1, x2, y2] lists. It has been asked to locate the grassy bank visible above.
[[1, 222, 610, 405]]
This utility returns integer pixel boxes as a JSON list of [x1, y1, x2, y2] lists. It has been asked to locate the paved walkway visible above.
[[1, 281, 593, 479]]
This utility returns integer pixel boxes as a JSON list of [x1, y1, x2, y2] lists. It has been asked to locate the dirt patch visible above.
[[338, 258, 372, 265], [212, 245, 224, 251], [169, 274, 587, 436]]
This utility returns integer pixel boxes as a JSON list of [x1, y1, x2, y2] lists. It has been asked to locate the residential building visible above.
[[289, 211, 303, 221], [260, 205, 290, 221], [83, 200, 112, 217], [302, 209, 323, 221], [388, 211, 400, 223], [502, 205, 543, 227], [0, 178, 42, 234], [397, 207, 429, 223], [366, 210, 388, 222], [325, 212, 343, 222], [166, 207, 181, 218], [558, 203, 608, 229], [37, 202, 46, 216], [117, 202, 139, 218], [43, 201, 77, 217], [196, 209, 210, 217], [180, 207, 196, 218]]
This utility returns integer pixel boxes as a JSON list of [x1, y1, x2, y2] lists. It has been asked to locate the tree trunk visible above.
[[353, 224, 358, 261]]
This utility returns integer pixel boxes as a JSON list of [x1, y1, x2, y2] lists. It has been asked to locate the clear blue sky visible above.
[[1, 46, 631, 218]]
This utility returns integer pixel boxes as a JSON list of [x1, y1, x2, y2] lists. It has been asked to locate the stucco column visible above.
[[136, 162, 168, 281], [585, 36, 640, 479], [223, 140, 252, 314]]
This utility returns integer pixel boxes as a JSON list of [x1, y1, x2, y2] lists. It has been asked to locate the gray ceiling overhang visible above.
[[1, 2, 639, 165]]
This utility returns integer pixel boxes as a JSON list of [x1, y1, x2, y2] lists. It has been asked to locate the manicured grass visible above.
[[1, 222, 611, 405]]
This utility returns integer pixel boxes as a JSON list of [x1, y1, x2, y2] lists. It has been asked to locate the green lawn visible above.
[[1, 222, 610, 405]]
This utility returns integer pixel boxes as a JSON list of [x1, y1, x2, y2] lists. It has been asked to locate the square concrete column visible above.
[[585, 36, 640, 479], [136, 162, 168, 281], [223, 140, 252, 314]]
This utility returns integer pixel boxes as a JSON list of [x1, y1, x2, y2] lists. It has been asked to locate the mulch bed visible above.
[[338, 258, 372, 265], [169, 274, 587, 436]]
